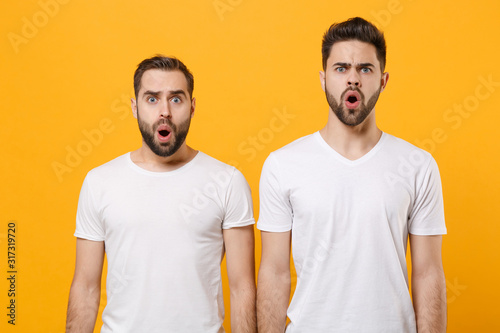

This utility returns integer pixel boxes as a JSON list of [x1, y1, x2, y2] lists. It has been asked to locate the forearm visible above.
[[230, 284, 257, 333], [66, 283, 101, 333], [412, 270, 447, 333], [257, 269, 290, 333]]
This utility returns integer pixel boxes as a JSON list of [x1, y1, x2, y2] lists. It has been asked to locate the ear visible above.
[[380, 72, 389, 92], [319, 71, 326, 92], [190, 97, 196, 118], [131, 98, 138, 119]]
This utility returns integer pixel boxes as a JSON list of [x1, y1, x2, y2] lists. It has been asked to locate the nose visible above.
[[159, 101, 171, 118], [347, 71, 361, 87]]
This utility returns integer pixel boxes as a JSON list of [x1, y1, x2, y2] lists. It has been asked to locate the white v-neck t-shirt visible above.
[[75, 152, 255, 332], [258, 132, 446, 333]]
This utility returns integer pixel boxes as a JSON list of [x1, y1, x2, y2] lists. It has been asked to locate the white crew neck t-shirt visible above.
[[75, 151, 255, 333], [258, 132, 446, 333]]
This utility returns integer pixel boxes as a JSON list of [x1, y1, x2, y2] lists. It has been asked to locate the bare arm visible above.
[[257, 230, 291, 333], [66, 238, 105, 333], [224, 225, 257, 333], [410, 234, 447, 333]]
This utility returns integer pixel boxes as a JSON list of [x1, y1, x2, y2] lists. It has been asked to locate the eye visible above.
[[361, 67, 371, 73], [336, 67, 346, 73], [171, 97, 181, 103], [147, 96, 157, 103]]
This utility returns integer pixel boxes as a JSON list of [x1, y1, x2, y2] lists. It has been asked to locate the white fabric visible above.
[[75, 151, 255, 333], [257, 132, 446, 333]]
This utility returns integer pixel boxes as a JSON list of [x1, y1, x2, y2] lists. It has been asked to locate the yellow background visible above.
[[1, 0, 499, 332]]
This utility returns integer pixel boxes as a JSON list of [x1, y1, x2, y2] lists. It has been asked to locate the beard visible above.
[[325, 85, 381, 127], [137, 109, 191, 157]]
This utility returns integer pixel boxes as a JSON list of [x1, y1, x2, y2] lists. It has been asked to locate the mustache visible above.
[[154, 118, 175, 130], [341, 86, 364, 100], [136, 107, 176, 130]]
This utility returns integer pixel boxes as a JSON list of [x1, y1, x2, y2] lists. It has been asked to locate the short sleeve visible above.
[[74, 173, 105, 241], [222, 168, 255, 229], [408, 157, 447, 235], [257, 153, 293, 232]]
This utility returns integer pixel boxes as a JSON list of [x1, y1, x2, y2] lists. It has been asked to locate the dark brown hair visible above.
[[322, 17, 387, 71], [133, 55, 194, 98]]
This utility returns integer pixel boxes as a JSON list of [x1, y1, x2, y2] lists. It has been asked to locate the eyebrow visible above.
[[142, 89, 187, 97], [332, 62, 375, 68], [168, 90, 187, 97]]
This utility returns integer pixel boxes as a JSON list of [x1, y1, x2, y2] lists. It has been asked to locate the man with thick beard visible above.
[[66, 56, 256, 332], [257, 18, 447, 332]]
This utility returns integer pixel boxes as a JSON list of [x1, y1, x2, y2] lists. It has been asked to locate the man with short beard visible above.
[[66, 56, 256, 333], [257, 18, 447, 332]]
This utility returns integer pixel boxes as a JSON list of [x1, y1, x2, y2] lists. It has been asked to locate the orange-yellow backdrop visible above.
[[1, 0, 499, 332]]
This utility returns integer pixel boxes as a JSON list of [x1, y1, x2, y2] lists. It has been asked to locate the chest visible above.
[[288, 162, 413, 230], [98, 176, 226, 242]]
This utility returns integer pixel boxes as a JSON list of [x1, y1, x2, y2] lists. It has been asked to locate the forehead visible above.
[[327, 40, 380, 68], [139, 69, 188, 94]]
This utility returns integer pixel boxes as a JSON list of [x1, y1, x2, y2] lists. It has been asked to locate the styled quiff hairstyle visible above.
[[133, 55, 194, 99], [322, 17, 387, 71]]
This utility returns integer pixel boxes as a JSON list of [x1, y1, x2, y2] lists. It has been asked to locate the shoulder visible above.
[[258, 133, 319, 183], [192, 153, 254, 204], [382, 133, 435, 164], [194, 152, 249, 187], [380, 133, 440, 184], [85, 153, 130, 181], [268, 132, 318, 161], [195, 151, 238, 176]]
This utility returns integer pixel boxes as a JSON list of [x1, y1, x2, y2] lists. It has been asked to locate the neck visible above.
[[130, 142, 197, 172], [319, 108, 382, 160]]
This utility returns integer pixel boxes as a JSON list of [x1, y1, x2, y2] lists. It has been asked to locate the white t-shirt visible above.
[[75, 151, 255, 333], [257, 132, 446, 333]]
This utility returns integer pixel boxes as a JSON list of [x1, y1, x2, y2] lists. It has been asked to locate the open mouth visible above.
[[344, 90, 361, 109], [158, 129, 170, 138], [157, 124, 172, 142]]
